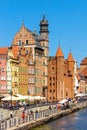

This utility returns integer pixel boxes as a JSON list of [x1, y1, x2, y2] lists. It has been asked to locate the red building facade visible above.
[[48, 46, 75, 102]]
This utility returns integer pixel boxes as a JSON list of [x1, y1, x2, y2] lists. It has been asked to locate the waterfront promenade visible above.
[[0, 101, 87, 130]]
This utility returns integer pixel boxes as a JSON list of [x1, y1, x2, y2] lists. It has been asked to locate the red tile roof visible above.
[[0, 47, 8, 55], [80, 57, 87, 65], [12, 46, 19, 58]]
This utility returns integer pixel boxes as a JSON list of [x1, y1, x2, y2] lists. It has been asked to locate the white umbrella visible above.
[[27, 95, 35, 101], [16, 94, 35, 101], [14, 94, 27, 100], [34, 96, 41, 100], [75, 93, 87, 97], [1, 95, 19, 101], [40, 96, 46, 100], [58, 99, 68, 104]]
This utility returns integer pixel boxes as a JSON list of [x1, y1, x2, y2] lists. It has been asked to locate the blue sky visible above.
[[0, 0, 87, 66]]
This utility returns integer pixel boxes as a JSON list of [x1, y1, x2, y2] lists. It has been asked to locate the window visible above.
[[53, 97, 55, 100], [18, 40, 22, 46], [50, 90, 52, 92], [32, 68, 34, 74], [29, 60, 32, 65], [1, 76, 6, 80], [66, 92, 68, 96], [43, 62, 45, 65], [29, 68, 34, 74], [53, 90, 55, 92], [1, 68, 5, 72], [28, 78, 34, 83], [64, 73, 66, 76], [50, 83, 52, 86], [26, 40, 28, 45], [26, 50, 28, 54], [52, 67, 54, 70]]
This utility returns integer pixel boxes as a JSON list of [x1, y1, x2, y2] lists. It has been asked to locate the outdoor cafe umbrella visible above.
[[75, 93, 87, 97], [58, 99, 68, 104], [1, 95, 19, 101], [14, 94, 34, 101]]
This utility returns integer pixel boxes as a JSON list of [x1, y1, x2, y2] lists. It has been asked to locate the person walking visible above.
[[10, 111, 13, 118], [35, 109, 38, 119], [22, 111, 25, 123]]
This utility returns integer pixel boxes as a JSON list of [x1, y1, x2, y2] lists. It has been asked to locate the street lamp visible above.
[[10, 90, 13, 109], [28, 90, 30, 108]]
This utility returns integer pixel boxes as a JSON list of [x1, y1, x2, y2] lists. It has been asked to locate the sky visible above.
[[0, 0, 87, 66]]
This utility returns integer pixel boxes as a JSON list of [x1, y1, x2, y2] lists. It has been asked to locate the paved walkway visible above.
[[0, 104, 51, 120]]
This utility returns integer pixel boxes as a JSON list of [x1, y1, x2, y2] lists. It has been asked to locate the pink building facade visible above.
[[0, 48, 8, 94]]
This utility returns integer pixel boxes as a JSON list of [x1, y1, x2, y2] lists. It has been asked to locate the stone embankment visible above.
[[1, 101, 87, 130]]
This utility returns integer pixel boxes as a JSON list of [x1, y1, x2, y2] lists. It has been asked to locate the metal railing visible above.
[[0, 101, 87, 130]]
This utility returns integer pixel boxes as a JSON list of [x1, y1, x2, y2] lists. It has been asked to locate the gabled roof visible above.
[[80, 57, 87, 65], [81, 66, 87, 77], [67, 52, 74, 62], [0, 47, 8, 55], [56, 46, 64, 57]]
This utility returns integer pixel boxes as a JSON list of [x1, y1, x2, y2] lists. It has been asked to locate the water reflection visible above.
[[30, 108, 87, 130]]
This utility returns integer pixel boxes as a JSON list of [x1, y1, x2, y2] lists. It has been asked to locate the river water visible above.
[[31, 107, 87, 130]]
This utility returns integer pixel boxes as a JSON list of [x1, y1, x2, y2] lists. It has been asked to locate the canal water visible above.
[[31, 107, 87, 130]]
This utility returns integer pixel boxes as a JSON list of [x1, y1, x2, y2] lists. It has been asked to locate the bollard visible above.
[[18, 118, 20, 125], [34, 112, 36, 121], [5, 121, 7, 129]]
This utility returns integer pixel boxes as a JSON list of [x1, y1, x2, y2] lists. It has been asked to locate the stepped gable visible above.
[[80, 57, 87, 65], [12, 22, 35, 46], [56, 46, 64, 57], [67, 52, 74, 62], [19, 22, 32, 33]]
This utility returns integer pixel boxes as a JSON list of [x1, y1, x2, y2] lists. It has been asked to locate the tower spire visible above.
[[43, 14, 45, 20], [70, 48, 71, 53], [22, 20, 24, 26], [67, 49, 74, 62], [39, 15, 49, 34], [59, 40, 60, 47]]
